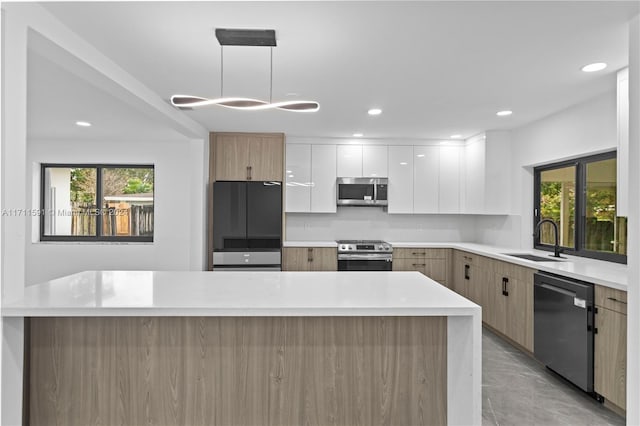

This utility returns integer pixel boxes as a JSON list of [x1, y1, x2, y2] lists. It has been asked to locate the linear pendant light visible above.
[[171, 28, 319, 112]]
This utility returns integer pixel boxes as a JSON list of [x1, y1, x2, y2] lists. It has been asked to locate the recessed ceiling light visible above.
[[450, 134, 462, 139], [368, 108, 382, 116], [416, 154, 425, 158], [581, 62, 607, 73], [496, 110, 513, 117], [353, 133, 363, 137], [399, 162, 408, 165], [288, 174, 294, 178], [75, 121, 92, 127], [286, 170, 292, 173]]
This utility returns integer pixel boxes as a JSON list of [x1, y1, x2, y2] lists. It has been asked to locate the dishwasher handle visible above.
[[537, 283, 576, 298]]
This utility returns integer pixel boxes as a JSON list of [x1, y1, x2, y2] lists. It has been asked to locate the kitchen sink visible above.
[[502, 253, 565, 262]]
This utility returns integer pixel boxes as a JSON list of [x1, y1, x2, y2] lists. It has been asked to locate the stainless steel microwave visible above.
[[336, 177, 388, 206]]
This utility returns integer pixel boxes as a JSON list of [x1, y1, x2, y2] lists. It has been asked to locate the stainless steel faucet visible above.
[[533, 219, 564, 258]]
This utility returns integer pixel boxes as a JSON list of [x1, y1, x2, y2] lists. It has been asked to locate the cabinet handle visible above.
[[606, 297, 627, 305], [247, 166, 252, 180], [502, 277, 509, 296], [412, 252, 424, 256], [464, 264, 470, 280], [307, 248, 313, 262], [412, 263, 426, 267]]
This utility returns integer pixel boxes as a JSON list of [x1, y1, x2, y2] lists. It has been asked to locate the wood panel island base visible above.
[[30, 316, 446, 425], [3, 271, 481, 426]]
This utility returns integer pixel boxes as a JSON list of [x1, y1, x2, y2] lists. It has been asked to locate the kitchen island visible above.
[[2, 271, 481, 426]]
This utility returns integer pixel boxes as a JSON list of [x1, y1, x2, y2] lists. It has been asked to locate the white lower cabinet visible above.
[[285, 144, 336, 213], [388, 145, 414, 213]]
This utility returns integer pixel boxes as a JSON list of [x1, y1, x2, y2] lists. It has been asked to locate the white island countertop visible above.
[[2, 270, 479, 317]]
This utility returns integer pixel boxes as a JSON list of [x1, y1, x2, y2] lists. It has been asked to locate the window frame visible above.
[[533, 150, 626, 264], [40, 163, 154, 243]]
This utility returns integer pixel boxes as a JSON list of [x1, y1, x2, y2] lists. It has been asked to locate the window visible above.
[[41, 164, 154, 242], [534, 151, 626, 263]]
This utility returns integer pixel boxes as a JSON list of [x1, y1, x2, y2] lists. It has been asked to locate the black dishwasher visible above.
[[534, 271, 595, 393]]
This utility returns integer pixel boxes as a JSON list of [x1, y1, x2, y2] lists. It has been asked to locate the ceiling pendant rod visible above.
[[269, 46, 273, 104], [220, 45, 224, 98]]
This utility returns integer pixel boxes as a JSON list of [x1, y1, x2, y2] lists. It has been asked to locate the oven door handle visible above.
[[338, 254, 392, 261]]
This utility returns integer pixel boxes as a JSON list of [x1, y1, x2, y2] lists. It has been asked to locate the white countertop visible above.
[[284, 241, 628, 290], [2, 270, 479, 317]]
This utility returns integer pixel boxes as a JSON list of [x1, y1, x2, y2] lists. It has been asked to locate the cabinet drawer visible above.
[[487, 259, 535, 283], [595, 285, 627, 315], [392, 257, 425, 271], [395, 248, 447, 259], [394, 248, 426, 259], [454, 250, 481, 266]]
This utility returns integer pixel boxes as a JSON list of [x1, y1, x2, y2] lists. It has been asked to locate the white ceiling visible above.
[[29, 1, 640, 141]]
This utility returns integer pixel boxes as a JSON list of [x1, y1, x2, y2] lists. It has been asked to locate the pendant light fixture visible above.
[[171, 28, 319, 112]]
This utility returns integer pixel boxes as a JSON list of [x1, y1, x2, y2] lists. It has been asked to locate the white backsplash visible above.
[[286, 208, 522, 247], [286, 207, 477, 242]]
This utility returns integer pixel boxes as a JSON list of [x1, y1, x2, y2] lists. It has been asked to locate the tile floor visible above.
[[482, 327, 625, 426]]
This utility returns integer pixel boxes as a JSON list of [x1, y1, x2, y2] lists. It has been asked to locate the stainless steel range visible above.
[[337, 240, 392, 271]]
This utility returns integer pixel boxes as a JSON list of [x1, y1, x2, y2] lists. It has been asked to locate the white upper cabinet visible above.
[[413, 146, 439, 213], [617, 68, 629, 217], [464, 138, 485, 214], [483, 131, 510, 214], [388, 145, 414, 214], [337, 145, 363, 177], [362, 145, 388, 177], [463, 131, 510, 215], [285, 144, 336, 213], [311, 144, 337, 213], [285, 144, 311, 212], [439, 145, 463, 213]]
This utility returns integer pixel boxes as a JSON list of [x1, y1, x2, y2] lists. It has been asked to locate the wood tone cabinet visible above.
[[595, 285, 627, 315], [594, 285, 627, 412], [393, 248, 450, 286], [282, 247, 337, 271], [482, 259, 534, 352], [451, 251, 484, 304], [450, 250, 534, 352], [212, 132, 284, 181]]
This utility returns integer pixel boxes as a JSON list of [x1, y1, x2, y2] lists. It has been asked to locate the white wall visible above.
[[475, 90, 618, 249], [26, 138, 206, 285], [286, 208, 478, 242]]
